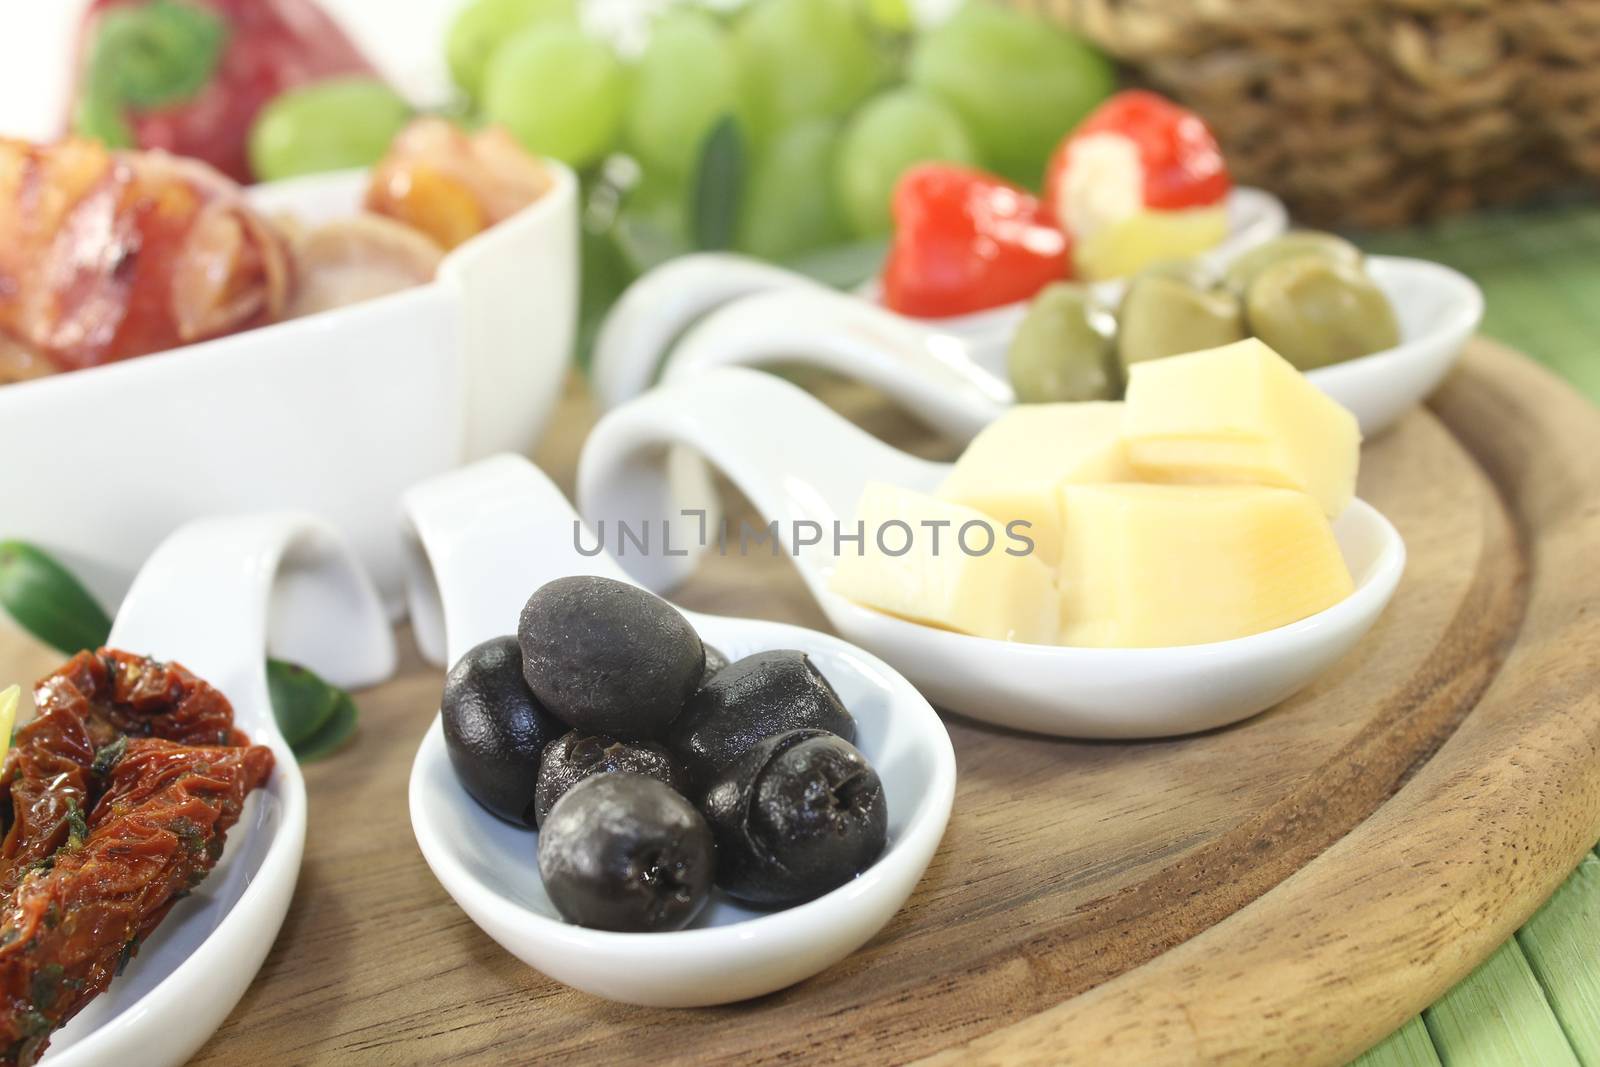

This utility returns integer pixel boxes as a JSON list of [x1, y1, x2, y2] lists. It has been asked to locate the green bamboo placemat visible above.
[[1347, 208, 1600, 1065], [1359, 203, 1600, 403]]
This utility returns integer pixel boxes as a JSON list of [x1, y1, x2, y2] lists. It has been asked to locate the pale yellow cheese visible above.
[[0, 685, 16, 768], [1122, 338, 1361, 517], [1074, 205, 1229, 281], [936, 402, 1130, 566], [828, 483, 1059, 644], [1055, 483, 1353, 648]]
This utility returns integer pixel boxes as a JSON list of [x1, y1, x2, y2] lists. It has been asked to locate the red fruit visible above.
[[881, 164, 1070, 319], [1044, 89, 1230, 226], [70, 0, 379, 184]]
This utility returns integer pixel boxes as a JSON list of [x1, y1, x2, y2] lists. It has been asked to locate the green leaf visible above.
[[293, 691, 359, 763], [266, 659, 341, 749], [782, 237, 890, 290], [71, 86, 135, 148], [577, 221, 635, 373], [88, 0, 228, 112], [0, 541, 362, 763], [614, 214, 691, 277], [690, 115, 746, 252], [0, 541, 113, 655]]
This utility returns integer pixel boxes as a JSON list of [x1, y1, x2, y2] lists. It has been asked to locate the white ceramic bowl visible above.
[[0, 163, 578, 617], [576, 367, 1408, 739], [591, 186, 1288, 411], [402, 454, 956, 1007], [43, 512, 395, 1066], [636, 255, 1483, 441]]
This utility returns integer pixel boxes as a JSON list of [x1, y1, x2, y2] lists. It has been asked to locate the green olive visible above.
[[1116, 274, 1246, 370], [1245, 256, 1401, 370], [1006, 283, 1121, 403], [1129, 256, 1215, 290], [1222, 231, 1363, 297]]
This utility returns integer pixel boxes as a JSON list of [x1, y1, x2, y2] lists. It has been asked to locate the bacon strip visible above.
[[365, 118, 552, 250], [0, 138, 292, 373]]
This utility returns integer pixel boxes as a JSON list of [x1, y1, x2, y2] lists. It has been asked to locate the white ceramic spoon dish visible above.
[[592, 187, 1288, 411], [0, 162, 577, 618], [576, 367, 1407, 740], [643, 255, 1484, 440], [42, 513, 395, 1067], [401, 454, 955, 1008]]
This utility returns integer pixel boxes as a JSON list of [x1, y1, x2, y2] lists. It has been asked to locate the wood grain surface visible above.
[[1, 339, 1594, 1066]]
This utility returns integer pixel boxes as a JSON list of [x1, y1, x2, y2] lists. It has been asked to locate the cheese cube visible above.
[[1122, 338, 1361, 517], [1056, 484, 1353, 648], [936, 402, 1130, 566], [828, 483, 1058, 644]]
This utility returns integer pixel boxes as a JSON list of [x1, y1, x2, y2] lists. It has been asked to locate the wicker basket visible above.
[[1022, 0, 1600, 227]]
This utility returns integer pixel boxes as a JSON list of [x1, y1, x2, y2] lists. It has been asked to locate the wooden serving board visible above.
[[3, 339, 1597, 1065]]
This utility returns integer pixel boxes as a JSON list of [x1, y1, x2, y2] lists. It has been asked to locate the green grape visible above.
[[733, 0, 890, 139], [864, 0, 914, 33], [736, 117, 849, 261], [624, 11, 738, 180], [909, 5, 1115, 187], [483, 25, 626, 169], [835, 87, 977, 237], [446, 0, 577, 104], [248, 78, 413, 182]]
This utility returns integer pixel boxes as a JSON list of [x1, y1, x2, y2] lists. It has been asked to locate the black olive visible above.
[[701, 729, 887, 907], [538, 773, 715, 932], [518, 576, 704, 740], [701, 644, 730, 683], [533, 730, 688, 827], [441, 635, 564, 828], [667, 650, 855, 790]]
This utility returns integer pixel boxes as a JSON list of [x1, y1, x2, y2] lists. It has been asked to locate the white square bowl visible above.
[[0, 162, 577, 616]]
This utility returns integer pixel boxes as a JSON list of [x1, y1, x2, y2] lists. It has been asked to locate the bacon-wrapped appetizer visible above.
[[279, 118, 556, 318], [366, 118, 554, 251], [0, 651, 273, 1066], [1044, 90, 1232, 282], [0, 137, 293, 374]]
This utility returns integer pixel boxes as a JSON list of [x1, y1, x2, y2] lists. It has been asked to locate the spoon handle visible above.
[[577, 366, 948, 598], [109, 513, 397, 745], [592, 253, 823, 411], [401, 454, 635, 668], [665, 288, 1013, 441]]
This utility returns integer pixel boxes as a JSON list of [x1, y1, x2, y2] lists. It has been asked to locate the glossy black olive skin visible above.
[[667, 650, 855, 789], [701, 729, 887, 906], [538, 773, 715, 932], [533, 730, 688, 827], [441, 635, 564, 828], [701, 644, 730, 683], [518, 576, 704, 740]]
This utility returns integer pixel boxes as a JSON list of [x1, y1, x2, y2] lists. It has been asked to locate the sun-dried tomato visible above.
[[0, 651, 273, 1065]]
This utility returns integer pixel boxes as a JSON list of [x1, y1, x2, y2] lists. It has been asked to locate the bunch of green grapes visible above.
[[243, 0, 1114, 280], [450, 0, 1112, 264]]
